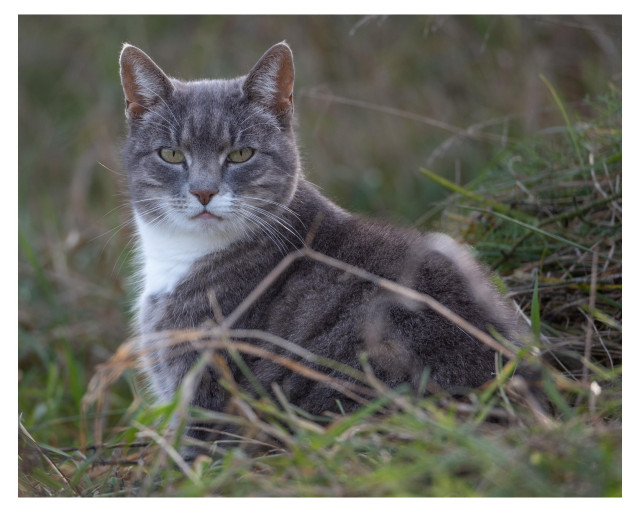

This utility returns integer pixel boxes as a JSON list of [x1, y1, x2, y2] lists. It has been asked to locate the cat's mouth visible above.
[[192, 211, 223, 221]]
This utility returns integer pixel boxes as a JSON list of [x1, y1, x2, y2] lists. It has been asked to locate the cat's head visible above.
[[119, 42, 301, 243]]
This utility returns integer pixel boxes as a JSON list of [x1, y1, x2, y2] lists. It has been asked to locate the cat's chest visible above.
[[138, 238, 214, 301], [134, 215, 238, 327], [137, 254, 269, 334], [135, 222, 278, 333], [137, 250, 213, 334], [141, 252, 199, 296]]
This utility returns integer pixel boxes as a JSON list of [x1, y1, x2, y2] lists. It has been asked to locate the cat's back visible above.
[[257, 207, 513, 394], [309, 202, 493, 310], [337, 217, 518, 344], [271, 186, 514, 338]]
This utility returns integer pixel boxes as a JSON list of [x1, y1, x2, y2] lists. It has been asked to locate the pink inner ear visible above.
[[243, 43, 295, 117], [276, 59, 294, 108], [120, 46, 173, 118], [122, 72, 148, 117], [126, 101, 147, 117], [121, 60, 144, 107]]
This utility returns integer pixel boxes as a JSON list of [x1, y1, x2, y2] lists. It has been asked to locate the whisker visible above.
[[99, 202, 132, 222], [237, 195, 305, 224], [238, 203, 306, 246], [111, 236, 137, 277], [137, 82, 181, 129], [236, 121, 281, 138], [236, 209, 289, 253], [234, 209, 289, 256], [136, 103, 179, 131], [144, 120, 175, 135], [94, 216, 139, 260], [145, 210, 174, 229], [132, 197, 182, 205], [97, 160, 124, 176], [238, 106, 268, 128]]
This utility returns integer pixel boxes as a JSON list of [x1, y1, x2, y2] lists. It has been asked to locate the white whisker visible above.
[[234, 209, 289, 256], [237, 194, 305, 224], [137, 82, 181, 129], [144, 120, 175, 136], [236, 121, 280, 138], [237, 202, 305, 246], [137, 103, 179, 131], [111, 235, 137, 277]]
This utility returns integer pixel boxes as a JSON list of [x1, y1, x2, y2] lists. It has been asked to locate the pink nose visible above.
[[190, 189, 218, 206]]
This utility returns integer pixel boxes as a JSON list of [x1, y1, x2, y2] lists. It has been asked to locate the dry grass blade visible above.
[[302, 89, 507, 144], [582, 247, 599, 386], [507, 376, 556, 429], [19, 420, 79, 496], [220, 251, 302, 330], [132, 420, 202, 486]]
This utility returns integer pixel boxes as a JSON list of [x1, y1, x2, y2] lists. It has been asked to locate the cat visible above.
[[119, 41, 521, 446]]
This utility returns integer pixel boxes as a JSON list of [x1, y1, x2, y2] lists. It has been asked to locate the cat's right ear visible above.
[[243, 42, 295, 123], [119, 44, 174, 121]]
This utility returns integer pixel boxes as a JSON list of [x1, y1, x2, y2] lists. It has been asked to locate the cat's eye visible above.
[[159, 148, 185, 164], [227, 148, 254, 163]]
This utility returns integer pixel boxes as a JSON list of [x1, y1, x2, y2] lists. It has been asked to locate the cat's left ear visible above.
[[243, 42, 295, 123], [119, 44, 174, 121]]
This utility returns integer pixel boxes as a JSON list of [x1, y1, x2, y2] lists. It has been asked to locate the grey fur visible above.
[[119, 42, 520, 439]]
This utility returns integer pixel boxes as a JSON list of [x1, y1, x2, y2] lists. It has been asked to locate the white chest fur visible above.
[[134, 213, 238, 298]]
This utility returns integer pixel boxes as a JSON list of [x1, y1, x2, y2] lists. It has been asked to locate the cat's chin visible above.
[[135, 211, 244, 247]]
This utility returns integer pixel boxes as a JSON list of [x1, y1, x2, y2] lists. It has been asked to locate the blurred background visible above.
[[18, 15, 621, 445]]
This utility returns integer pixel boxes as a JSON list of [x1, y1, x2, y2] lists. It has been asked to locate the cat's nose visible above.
[[190, 188, 218, 206]]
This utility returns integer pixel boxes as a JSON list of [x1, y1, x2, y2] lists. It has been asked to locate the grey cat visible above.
[[119, 42, 520, 443]]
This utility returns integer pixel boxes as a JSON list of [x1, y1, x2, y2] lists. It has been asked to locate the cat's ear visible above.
[[243, 42, 295, 122], [119, 44, 174, 120]]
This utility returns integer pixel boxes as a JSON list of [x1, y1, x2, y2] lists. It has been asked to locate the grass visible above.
[[18, 87, 622, 497]]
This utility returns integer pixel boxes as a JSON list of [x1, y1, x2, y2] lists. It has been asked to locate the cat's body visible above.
[[120, 42, 519, 434]]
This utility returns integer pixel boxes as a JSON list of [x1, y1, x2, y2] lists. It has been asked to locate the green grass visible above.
[[18, 87, 622, 497]]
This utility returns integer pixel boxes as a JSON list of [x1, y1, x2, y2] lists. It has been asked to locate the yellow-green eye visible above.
[[227, 148, 254, 163], [159, 148, 185, 164]]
